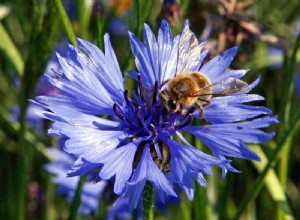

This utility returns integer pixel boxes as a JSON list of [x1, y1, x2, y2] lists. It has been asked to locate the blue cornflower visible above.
[[10, 41, 67, 133], [45, 148, 107, 216], [267, 46, 284, 69], [110, 18, 129, 36], [295, 73, 300, 97], [163, 0, 177, 3], [46, 148, 145, 218], [107, 197, 143, 220], [36, 40, 69, 96], [10, 104, 45, 132], [32, 20, 277, 210]]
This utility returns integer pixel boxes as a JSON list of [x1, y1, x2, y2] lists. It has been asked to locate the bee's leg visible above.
[[177, 103, 187, 115], [195, 100, 209, 126], [197, 98, 210, 107], [183, 106, 196, 119], [159, 91, 168, 109]]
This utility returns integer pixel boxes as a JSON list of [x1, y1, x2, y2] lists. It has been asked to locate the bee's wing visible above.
[[192, 77, 250, 96], [212, 78, 249, 95], [176, 27, 201, 75], [220, 78, 249, 95]]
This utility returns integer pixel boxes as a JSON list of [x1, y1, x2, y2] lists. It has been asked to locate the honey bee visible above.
[[159, 26, 249, 118]]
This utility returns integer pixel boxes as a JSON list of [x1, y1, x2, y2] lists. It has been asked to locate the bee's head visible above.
[[159, 90, 180, 113], [167, 99, 178, 112]]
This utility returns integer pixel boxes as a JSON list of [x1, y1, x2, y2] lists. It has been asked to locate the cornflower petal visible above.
[[157, 20, 180, 84], [129, 32, 155, 87], [199, 46, 238, 82], [107, 197, 143, 220], [99, 139, 142, 194], [184, 117, 278, 161], [53, 53, 115, 114], [129, 146, 177, 200], [45, 148, 107, 216], [143, 24, 159, 82], [44, 38, 124, 115], [164, 138, 236, 199], [59, 123, 127, 162], [205, 94, 273, 123], [77, 36, 124, 103], [129, 19, 179, 87], [125, 181, 146, 210], [31, 98, 123, 129]]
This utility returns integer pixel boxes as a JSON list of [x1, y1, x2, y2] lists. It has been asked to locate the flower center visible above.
[[113, 75, 196, 173]]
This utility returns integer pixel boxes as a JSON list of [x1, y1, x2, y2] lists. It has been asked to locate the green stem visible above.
[[68, 176, 86, 220], [218, 175, 233, 220], [16, 99, 30, 220], [193, 183, 207, 220], [53, 0, 77, 46], [142, 182, 155, 220], [180, 196, 191, 220], [15, 3, 40, 219], [233, 110, 300, 220]]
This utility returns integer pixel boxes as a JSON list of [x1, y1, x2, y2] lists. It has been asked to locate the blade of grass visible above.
[[14, 1, 60, 218], [140, 0, 154, 24], [15, 2, 41, 218], [218, 174, 233, 220], [278, 31, 300, 220], [53, 0, 77, 46], [251, 146, 294, 220], [0, 23, 24, 77], [96, 9, 104, 50], [0, 106, 51, 160], [135, 0, 143, 38], [283, 32, 300, 127], [76, 0, 93, 39], [193, 135, 208, 220], [207, 173, 218, 220], [233, 110, 300, 220]]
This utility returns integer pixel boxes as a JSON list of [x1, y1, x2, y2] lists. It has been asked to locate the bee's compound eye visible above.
[[168, 100, 177, 111]]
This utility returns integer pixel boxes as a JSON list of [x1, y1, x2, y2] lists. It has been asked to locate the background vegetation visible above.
[[0, 0, 300, 219]]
